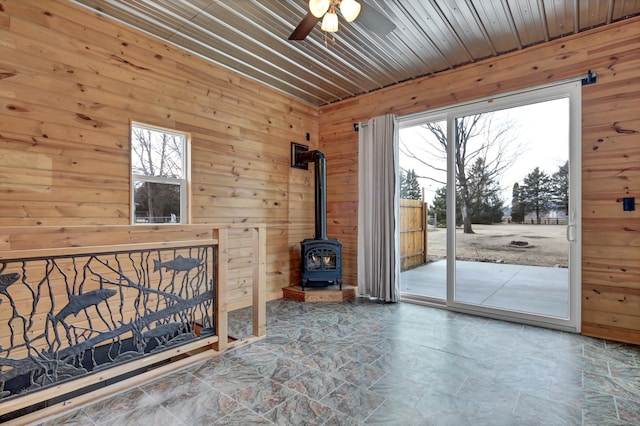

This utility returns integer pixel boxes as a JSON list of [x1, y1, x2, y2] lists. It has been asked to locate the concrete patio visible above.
[[400, 260, 569, 318]]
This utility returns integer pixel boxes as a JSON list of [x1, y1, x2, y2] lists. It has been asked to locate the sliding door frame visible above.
[[400, 80, 582, 332]]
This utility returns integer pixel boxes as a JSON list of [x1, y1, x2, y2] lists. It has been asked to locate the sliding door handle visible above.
[[566, 224, 576, 242]]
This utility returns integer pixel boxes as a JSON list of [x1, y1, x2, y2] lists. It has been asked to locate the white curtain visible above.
[[357, 114, 400, 302]]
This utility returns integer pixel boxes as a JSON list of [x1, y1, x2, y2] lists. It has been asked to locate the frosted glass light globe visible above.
[[340, 0, 361, 22], [321, 10, 339, 32], [309, 0, 330, 18]]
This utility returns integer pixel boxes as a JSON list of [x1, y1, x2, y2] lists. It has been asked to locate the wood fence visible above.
[[399, 199, 428, 271]]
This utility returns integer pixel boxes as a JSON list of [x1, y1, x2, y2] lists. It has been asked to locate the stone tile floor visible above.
[[38, 298, 640, 425]]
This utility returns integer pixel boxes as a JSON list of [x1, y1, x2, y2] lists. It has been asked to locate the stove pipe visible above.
[[296, 149, 327, 240]]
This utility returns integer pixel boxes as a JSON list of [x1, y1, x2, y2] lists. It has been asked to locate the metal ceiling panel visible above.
[[507, 0, 547, 46], [372, 1, 453, 74], [468, 1, 522, 52], [436, 0, 497, 58], [542, 0, 576, 38], [613, 0, 640, 19], [69, 0, 640, 106], [397, 1, 476, 66], [580, 0, 611, 29]]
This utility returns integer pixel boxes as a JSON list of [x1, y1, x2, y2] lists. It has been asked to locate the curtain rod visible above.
[[353, 122, 367, 132], [353, 70, 596, 133]]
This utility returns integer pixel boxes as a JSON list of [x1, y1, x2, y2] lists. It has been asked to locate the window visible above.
[[130, 122, 189, 224]]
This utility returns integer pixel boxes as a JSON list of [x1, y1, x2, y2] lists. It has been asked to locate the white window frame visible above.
[[130, 122, 190, 225]]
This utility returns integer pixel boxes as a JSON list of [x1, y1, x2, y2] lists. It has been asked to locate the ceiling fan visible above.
[[289, 0, 396, 41]]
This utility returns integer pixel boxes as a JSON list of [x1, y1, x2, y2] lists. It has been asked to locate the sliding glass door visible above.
[[399, 81, 581, 332], [398, 118, 447, 302]]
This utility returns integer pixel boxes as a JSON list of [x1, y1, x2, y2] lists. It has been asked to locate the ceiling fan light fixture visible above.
[[321, 9, 339, 32], [309, 0, 330, 18], [339, 0, 361, 22]]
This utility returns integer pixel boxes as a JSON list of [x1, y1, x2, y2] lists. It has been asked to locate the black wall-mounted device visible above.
[[622, 197, 635, 211]]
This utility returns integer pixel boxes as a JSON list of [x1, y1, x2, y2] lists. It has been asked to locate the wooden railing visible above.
[[0, 224, 266, 424]]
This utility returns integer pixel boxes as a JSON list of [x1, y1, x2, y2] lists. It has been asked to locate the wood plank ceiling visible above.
[[69, 0, 640, 106]]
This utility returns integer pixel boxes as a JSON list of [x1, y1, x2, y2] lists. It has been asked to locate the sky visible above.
[[399, 98, 570, 206]]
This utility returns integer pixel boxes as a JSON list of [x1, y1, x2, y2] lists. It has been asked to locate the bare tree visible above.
[[400, 129, 447, 187], [400, 113, 520, 233]]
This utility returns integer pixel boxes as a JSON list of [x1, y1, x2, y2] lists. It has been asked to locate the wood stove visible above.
[[293, 146, 342, 290], [301, 237, 342, 290]]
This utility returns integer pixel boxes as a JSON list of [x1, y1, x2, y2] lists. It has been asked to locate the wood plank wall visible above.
[[1, 0, 638, 343], [320, 17, 640, 343], [0, 0, 319, 308]]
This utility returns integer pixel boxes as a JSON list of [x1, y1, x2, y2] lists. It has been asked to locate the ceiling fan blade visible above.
[[357, 2, 396, 37], [289, 12, 320, 40]]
